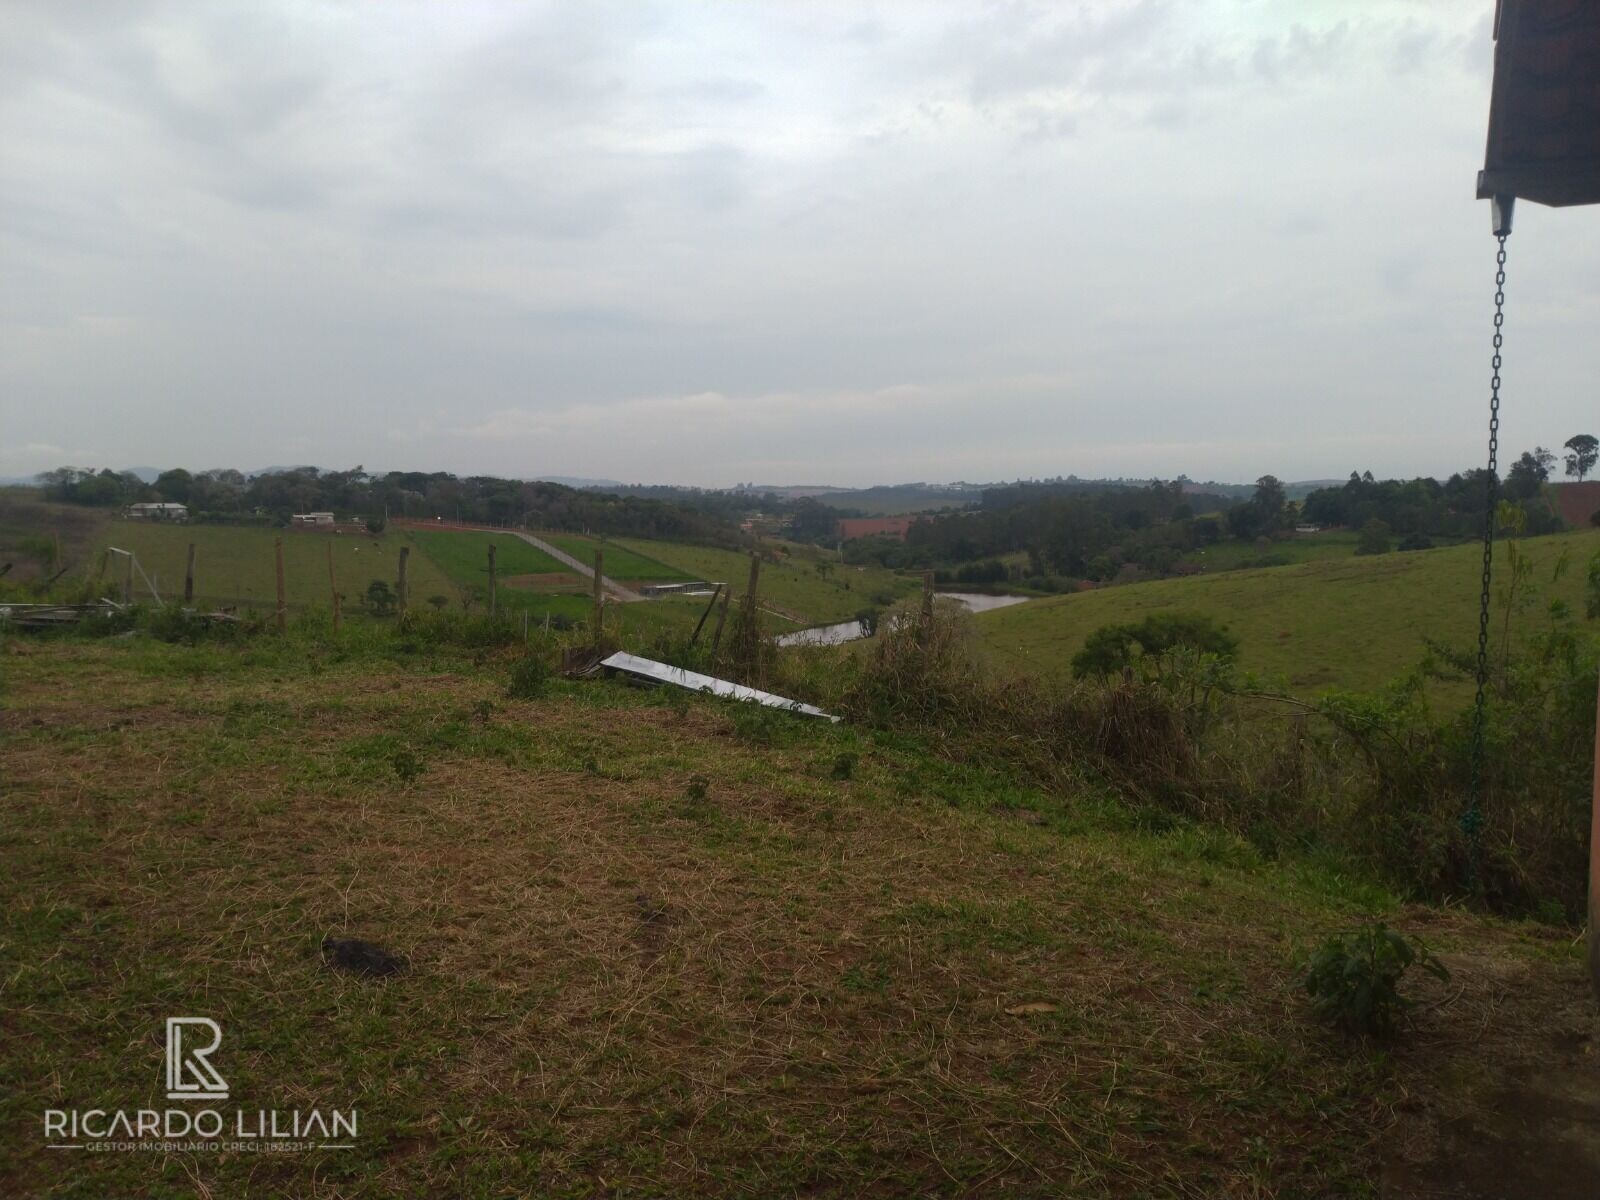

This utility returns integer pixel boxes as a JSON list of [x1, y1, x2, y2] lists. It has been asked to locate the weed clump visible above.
[[506, 652, 552, 700], [1303, 923, 1448, 1036]]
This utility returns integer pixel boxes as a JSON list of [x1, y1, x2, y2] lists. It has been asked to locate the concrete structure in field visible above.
[[836, 516, 921, 542], [291, 512, 336, 527], [125, 502, 188, 521], [1552, 482, 1600, 528]]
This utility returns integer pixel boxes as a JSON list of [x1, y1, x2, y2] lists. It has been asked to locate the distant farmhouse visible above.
[[291, 512, 336, 527], [124, 502, 187, 522], [837, 516, 922, 542]]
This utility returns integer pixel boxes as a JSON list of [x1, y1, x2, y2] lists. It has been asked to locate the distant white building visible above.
[[125, 502, 188, 522], [291, 512, 336, 526]]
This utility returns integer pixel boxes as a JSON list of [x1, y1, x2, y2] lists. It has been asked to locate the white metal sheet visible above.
[[599, 651, 839, 722]]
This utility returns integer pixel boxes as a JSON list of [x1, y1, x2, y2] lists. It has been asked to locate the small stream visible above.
[[776, 592, 1029, 648]]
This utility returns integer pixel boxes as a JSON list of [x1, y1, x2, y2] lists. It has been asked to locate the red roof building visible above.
[[1551, 482, 1600, 528], [836, 516, 921, 542]]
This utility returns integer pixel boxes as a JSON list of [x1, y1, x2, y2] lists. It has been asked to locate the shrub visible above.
[[1303, 923, 1448, 1036], [841, 597, 981, 725], [1355, 518, 1392, 556], [1071, 612, 1238, 680], [1398, 533, 1434, 552], [505, 652, 552, 699], [364, 580, 396, 617]]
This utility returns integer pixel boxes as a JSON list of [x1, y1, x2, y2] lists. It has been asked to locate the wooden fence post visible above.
[[591, 549, 605, 646], [397, 546, 410, 614], [488, 543, 498, 620], [711, 583, 733, 652], [690, 582, 724, 646], [327, 541, 341, 633], [184, 543, 196, 605], [746, 553, 762, 603], [274, 538, 287, 634]]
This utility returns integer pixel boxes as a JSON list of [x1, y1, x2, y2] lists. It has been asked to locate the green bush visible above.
[[1355, 519, 1392, 556], [1303, 923, 1448, 1036], [1071, 612, 1238, 680], [506, 652, 552, 700]]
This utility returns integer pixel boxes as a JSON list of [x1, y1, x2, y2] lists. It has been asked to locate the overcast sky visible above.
[[2, 1, 1596, 488]]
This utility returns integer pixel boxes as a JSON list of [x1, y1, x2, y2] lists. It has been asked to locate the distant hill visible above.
[[533, 475, 626, 490], [809, 484, 983, 515]]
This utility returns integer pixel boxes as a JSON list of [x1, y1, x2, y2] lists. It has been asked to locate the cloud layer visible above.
[[3, 1, 1596, 485]]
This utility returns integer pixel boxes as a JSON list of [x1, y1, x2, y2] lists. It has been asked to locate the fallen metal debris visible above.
[[0, 600, 126, 628], [598, 651, 839, 722]]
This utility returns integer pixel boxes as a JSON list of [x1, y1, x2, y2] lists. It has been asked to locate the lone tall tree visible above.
[[1565, 434, 1598, 483]]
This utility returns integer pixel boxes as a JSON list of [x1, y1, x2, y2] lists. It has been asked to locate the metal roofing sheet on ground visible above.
[[599, 652, 839, 722]]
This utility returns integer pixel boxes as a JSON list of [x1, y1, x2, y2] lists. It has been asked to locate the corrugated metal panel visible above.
[[599, 652, 839, 722]]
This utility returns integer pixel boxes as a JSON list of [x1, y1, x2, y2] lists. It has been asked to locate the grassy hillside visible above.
[[92, 521, 459, 612], [2, 634, 1586, 1196], [1179, 531, 1366, 571], [811, 485, 979, 515], [613, 537, 920, 626], [979, 529, 1600, 693]]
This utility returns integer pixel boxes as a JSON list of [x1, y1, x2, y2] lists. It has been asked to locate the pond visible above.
[[775, 592, 1029, 648]]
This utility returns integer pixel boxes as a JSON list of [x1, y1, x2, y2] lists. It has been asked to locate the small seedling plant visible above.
[[1303, 923, 1449, 1036]]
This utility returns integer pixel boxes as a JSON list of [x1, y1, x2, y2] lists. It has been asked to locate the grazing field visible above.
[[532, 533, 694, 583], [979, 528, 1600, 693], [92, 521, 458, 611], [612, 537, 919, 626], [2, 634, 1588, 1197]]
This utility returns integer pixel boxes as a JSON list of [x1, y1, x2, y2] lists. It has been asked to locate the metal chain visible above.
[[1465, 233, 1507, 886]]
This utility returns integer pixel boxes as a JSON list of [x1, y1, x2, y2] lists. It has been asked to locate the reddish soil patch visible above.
[[502, 571, 583, 590]]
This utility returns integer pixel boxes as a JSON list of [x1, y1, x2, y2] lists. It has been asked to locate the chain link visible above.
[[1464, 234, 1507, 885]]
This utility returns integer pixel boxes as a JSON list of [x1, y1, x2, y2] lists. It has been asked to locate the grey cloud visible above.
[[2, 1, 1595, 487]]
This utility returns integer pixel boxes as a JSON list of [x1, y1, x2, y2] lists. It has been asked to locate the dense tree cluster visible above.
[[845, 480, 1216, 582], [1299, 462, 1562, 539]]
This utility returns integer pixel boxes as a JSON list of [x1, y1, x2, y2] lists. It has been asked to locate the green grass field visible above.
[[1179, 531, 1366, 571], [612, 538, 919, 626], [94, 521, 459, 612], [979, 528, 1600, 693], [533, 533, 694, 583], [398, 527, 707, 636], [404, 528, 570, 586], [2, 633, 1585, 1196]]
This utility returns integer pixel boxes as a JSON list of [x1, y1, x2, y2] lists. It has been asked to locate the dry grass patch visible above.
[[0, 640, 1591, 1198]]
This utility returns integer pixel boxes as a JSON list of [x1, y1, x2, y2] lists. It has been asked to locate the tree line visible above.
[[33, 466, 750, 547], [839, 446, 1592, 587]]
